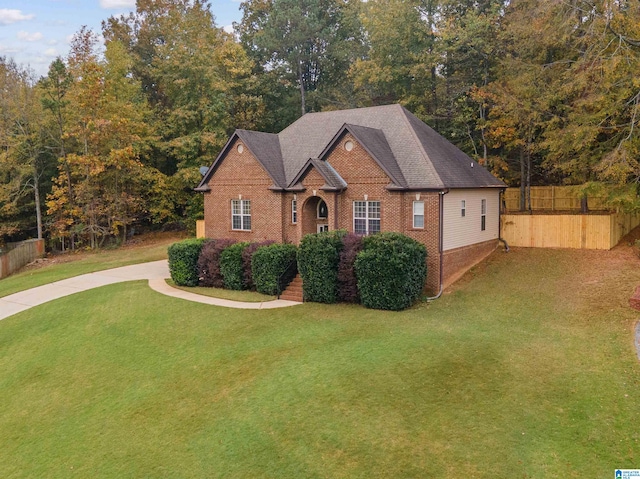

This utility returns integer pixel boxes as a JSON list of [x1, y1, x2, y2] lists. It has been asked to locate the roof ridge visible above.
[[397, 106, 445, 189]]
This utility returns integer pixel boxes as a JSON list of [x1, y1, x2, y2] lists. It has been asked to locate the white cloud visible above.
[[47, 39, 58, 46], [0, 44, 22, 55], [223, 24, 234, 34], [44, 48, 58, 57], [17, 31, 43, 42], [99, 0, 136, 8], [0, 9, 35, 26]]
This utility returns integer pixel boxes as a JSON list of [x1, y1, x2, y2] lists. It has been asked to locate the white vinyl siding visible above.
[[443, 189, 500, 251]]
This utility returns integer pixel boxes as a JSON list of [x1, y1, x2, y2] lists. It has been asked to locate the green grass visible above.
[[165, 279, 276, 302], [0, 235, 179, 298], [0, 247, 639, 477]]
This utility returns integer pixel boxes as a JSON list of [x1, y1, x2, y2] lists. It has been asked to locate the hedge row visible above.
[[355, 233, 427, 311], [251, 243, 298, 295], [297, 231, 426, 310], [220, 242, 249, 290], [168, 239, 297, 296], [297, 230, 345, 303], [167, 238, 208, 287], [168, 231, 427, 310], [197, 239, 236, 288]]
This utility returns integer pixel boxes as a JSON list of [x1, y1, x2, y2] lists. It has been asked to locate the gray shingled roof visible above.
[[318, 124, 408, 188], [197, 130, 285, 191], [236, 130, 286, 188], [289, 158, 348, 191], [198, 104, 505, 192]]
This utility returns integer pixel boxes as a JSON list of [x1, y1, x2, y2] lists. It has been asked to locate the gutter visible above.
[[425, 188, 449, 301]]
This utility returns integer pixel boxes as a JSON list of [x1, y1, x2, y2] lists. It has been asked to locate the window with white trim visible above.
[[413, 201, 424, 228], [292, 199, 297, 224], [354, 200, 381, 235], [481, 198, 486, 231], [461, 200, 466, 217], [231, 199, 251, 230]]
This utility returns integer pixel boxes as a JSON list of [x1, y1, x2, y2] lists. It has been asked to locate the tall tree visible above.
[[238, 0, 364, 115], [0, 58, 51, 241]]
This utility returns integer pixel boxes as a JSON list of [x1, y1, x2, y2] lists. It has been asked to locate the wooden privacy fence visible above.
[[501, 213, 640, 250], [504, 186, 608, 211], [196, 220, 205, 239], [0, 239, 45, 279]]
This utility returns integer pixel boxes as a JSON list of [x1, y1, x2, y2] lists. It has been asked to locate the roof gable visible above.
[[196, 130, 285, 191], [198, 104, 505, 193], [317, 124, 408, 188], [289, 158, 347, 191]]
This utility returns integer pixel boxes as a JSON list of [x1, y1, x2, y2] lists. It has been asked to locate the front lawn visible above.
[[0, 246, 639, 477], [165, 279, 276, 302], [0, 232, 181, 298]]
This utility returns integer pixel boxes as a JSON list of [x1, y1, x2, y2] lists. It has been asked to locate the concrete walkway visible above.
[[0, 260, 301, 321]]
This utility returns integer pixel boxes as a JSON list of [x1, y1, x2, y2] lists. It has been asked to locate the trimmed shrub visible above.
[[355, 232, 427, 311], [197, 239, 236, 287], [220, 242, 249, 290], [168, 238, 208, 287], [337, 233, 363, 303], [297, 230, 345, 303], [251, 243, 298, 296], [242, 240, 275, 290]]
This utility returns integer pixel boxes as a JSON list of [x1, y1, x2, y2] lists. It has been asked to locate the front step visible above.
[[280, 274, 303, 302]]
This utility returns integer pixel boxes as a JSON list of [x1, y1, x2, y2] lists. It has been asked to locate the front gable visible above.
[[202, 136, 275, 188], [321, 132, 397, 188], [196, 130, 285, 192]]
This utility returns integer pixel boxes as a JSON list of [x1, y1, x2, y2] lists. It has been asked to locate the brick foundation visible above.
[[442, 239, 499, 288]]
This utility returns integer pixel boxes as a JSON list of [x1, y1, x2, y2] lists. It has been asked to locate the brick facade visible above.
[[202, 133, 495, 294], [442, 239, 499, 288]]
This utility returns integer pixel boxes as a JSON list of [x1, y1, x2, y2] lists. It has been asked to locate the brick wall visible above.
[[203, 138, 284, 242], [203, 132, 494, 294], [442, 239, 499, 288]]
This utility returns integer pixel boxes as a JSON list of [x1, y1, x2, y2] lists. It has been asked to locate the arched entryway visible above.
[[301, 196, 329, 236]]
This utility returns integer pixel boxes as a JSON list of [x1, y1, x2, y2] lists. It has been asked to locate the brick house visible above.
[[196, 104, 505, 294]]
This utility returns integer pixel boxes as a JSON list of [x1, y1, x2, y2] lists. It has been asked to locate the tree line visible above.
[[1, 0, 639, 248]]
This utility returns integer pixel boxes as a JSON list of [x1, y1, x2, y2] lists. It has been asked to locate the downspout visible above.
[[425, 189, 449, 301], [498, 188, 510, 252]]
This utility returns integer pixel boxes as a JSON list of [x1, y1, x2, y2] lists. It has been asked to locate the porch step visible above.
[[280, 274, 304, 302]]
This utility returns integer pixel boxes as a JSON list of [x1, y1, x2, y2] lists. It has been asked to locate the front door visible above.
[[317, 224, 329, 233]]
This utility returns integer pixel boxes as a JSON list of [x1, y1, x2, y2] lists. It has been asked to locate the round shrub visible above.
[[337, 233, 363, 303], [220, 242, 249, 290], [167, 238, 208, 287], [297, 230, 345, 303], [197, 239, 236, 287], [251, 243, 298, 296], [241, 240, 275, 290], [355, 232, 427, 311]]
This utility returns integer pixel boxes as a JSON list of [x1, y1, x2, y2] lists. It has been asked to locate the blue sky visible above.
[[0, 0, 243, 77]]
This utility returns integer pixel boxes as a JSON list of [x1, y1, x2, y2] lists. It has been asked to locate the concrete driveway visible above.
[[0, 260, 300, 321]]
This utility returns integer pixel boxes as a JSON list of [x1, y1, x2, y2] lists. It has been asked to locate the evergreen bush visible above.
[[167, 238, 208, 287], [251, 243, 298, 296], [355, 232, 427, 311], [197, 239, 236, 287], [337, 233, 363, 303], [220, 242, 249, 290], [242, 240, 275, 290], [297, 230, 345, 303]]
